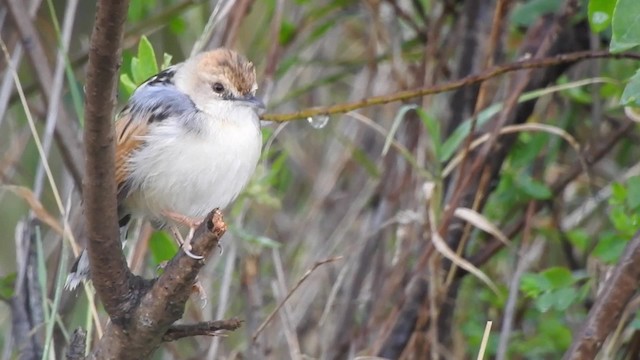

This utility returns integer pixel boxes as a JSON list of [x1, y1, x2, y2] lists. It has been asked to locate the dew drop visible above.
[[306, 115, 329, 129]]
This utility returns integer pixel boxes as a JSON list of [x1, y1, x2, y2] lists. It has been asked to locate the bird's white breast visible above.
[[125, 107, 261, 224]]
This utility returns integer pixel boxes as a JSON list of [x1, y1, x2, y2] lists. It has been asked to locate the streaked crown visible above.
[[195, 48, 257, 96]]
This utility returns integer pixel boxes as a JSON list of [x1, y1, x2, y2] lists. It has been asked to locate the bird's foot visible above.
[[168, 224, 204, 260]]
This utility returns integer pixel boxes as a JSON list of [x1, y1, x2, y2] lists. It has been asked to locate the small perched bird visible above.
[[66, 48, 264, 290]]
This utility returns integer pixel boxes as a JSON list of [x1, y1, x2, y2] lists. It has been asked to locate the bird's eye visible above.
[[212, 82, 225, 94]]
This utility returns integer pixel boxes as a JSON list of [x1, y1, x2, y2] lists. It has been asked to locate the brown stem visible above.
[[82, 0, 131, 320], [162, 318, 244, 342], [563, 231, 640, 359]]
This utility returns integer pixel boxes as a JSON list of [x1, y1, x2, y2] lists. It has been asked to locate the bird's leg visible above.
[[163, 211, 204, 260]]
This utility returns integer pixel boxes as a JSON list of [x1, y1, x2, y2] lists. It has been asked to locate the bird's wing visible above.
[[115, 107, 148, 204], [114, 71, 198, 204]]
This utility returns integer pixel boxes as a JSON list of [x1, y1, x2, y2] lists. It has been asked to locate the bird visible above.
[[65, 48, 264, 290]]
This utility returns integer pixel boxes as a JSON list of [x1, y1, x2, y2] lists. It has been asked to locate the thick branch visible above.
[[162, 318, 243, 342], [66, 329, 87, 360], [82, 0, 131, 319], [91, 210, 227, 358], [563, 231, 640, 359]]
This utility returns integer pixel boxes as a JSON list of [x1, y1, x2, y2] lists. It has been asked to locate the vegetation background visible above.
[[1, 0, 640, 358]]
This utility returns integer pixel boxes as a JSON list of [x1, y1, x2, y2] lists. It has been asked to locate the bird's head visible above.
[[174, 48, 264, 117]]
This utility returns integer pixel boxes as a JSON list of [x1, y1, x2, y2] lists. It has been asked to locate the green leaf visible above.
[[162, 53, 173, 70], [611, 0, 640, 52], [611, 182, 627, 204], [120, 74, 137, 97], [509, 133, 547, 168], [515, 174, 552, 200], [535, 288, 577, 312], [626, 176, 640, 210], [521, 273, 552, 297], [510, 0, 561, 27], [169, 17, 186, 34], [566, 229, 589, 251], [130, 57, 141, 84], [0, 272, 16, 300], [621, 69, 640, 106], [535, 291, 557, 312], [132, 36, 159, 84], [279, 20, 297, 45], [588, 0, 616, 33], [541, 267, 575, 289], [593, 232, 627, 263], [149, 231, 179, 264], [609, 206, 637, 234], [553, 287, 578, 311]]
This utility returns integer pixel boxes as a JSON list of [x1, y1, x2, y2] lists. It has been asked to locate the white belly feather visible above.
[[125, 112, 261, 225]]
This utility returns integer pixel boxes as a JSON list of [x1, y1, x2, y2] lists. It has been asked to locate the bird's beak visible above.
[[238, 95, 266, 111]]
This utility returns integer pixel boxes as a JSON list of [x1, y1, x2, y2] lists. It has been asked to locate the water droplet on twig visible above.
[[306, 115, 329, 129]]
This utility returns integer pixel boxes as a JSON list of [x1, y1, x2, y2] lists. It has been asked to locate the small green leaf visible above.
[[535, 291, 557, 312], [515, 175, 552, 200], [588, 0, 616, 33], [149, 231, 179, 264], [611, 182, 627, 204], [609, 206, 636, 234], [621, 69, 640, 106], [0, 273, 16, 300], [120, 74, 137, 97], [611, 0, 640, 52], [169, 17, 186, 34], [593, 232, 627, 263], [510, 0, 561, 27], [162, 53, 173, 70], [553, 287, 578, 311], [132, 36, 159, 84], [521, 273, 552, 297], [279, 21, 297, 45], [509, 134, 547, 168], [566, 229, 589, 251], [130, 58, 142, 84], [541, 267, 575, 289]]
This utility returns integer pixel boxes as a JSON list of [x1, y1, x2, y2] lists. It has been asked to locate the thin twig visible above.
[[162, 318, 243, 342], [252, 256, 342, 341], [261, 51, 640, 122]]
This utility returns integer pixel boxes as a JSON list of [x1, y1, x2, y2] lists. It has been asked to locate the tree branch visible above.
[[66, 329, 87, 360], [91, 210, 228, 358], [261, 50, 640, 123], [563, 230, 640, 359], [82, 0, 131, 319], [162, 318, 243, 342]]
